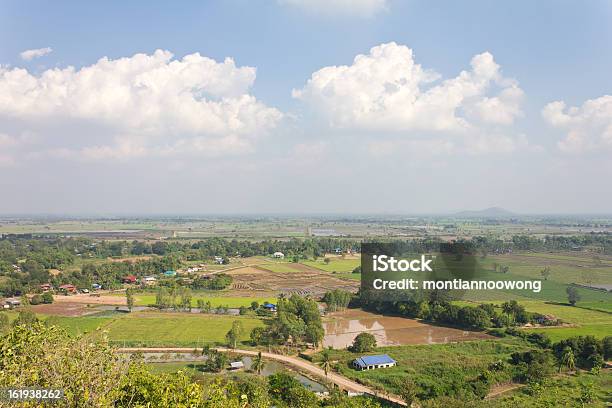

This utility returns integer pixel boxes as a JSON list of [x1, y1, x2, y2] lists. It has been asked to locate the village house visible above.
[[352, 354, 396, 371], [229, 361, 244, 370], [272, 251, 284, 259], [58, 284, 77, 294], [3, 298, 21, 309], [141, 276, 157, 286], [122, 275, 137, 284], [262, 302, 277, 312], [39, 283, 53, 292]]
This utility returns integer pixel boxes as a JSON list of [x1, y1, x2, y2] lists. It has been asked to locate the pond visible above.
[[144, 353, 327, 393], [323, 309, 491, 349]]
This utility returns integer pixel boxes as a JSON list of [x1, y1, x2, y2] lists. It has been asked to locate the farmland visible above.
[[312, 338, 531, 399], [118, 292, 274, 308]]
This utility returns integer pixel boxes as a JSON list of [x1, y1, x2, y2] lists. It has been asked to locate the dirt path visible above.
[[116, 347, 406, 406], [485, 382, 524, 399]]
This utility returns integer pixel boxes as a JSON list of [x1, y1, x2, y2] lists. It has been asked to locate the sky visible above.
[[0, 0, 611, 215]]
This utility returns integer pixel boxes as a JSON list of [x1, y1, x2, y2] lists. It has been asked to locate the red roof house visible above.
[[122, 275, 137, 284]]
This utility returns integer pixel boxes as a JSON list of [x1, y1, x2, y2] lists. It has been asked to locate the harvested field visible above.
[[227, 265, 359, 297], [53, 293, 126, 306], [31, 302, 98, 317]]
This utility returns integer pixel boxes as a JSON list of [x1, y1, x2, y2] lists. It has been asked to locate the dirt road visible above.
[[116, 347, 406, 406]]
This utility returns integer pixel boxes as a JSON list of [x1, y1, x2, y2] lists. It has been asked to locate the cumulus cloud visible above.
[[0, 50, 282, 160], [19, 47, 53, 61], [542, 95, 612, 152], [293, 42, 529, 155], [294, 42, 523, 132], [279, 0, 387, 17]]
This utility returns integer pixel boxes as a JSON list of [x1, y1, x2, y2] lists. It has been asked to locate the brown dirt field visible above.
[[31, 302, 98, 317], [225, 266, 358, 298], [53, 293, 126, 305]]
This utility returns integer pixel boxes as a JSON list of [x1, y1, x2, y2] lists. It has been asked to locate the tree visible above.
[[126, 288, 134, 312], [250, 301, 259, 311], [559, 346, 575, 373], [41, 291, 53, 304], [603, 336, 612, 360], [155, 287, 168, 309], [540, 266, 551, 281], [323, 257, 331, 265], [252, 351, 265, 375], [567, 286, 581, 306], [397, 378, 418, 406], [226, 320, 244, 349], [351, 332, 377, 353], [320, 349, 332, 377], [30, 294, 44, 305]]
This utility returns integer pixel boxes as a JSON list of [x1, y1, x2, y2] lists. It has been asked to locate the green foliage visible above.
[[0, 323, 126, 407], [0, 312, 9, 335], [567, 286, 581, 305], [553, 335, 606, 370], [12, 309, 38, 327], [250, 295, 324, 348], [268, 372, 318, 408], [322, 289, 352, 312], [350, 332, 377, 353], [41, 291, 54, 304], [225, 320, 244, 348]]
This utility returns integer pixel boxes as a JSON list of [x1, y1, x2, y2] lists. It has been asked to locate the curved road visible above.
[[116, 347, 406, 406]]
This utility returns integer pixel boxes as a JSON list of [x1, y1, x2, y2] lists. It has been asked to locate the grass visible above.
[[524, 324, 612, 342], [457, 299, 612, 342], [480, 254, 612, 285], [47, 316, 114, 336], [123, 293, 274, 308], [488, 370, 612, 407], [302, 258, 360, 273], [104, 312, 264, 347], [312, 338, 530, 399]]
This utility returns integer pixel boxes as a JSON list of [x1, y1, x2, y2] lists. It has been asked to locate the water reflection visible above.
[[323, 310, 490, 349]]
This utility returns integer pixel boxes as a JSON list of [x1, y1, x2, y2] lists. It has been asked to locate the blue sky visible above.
[[0, 1, 611, 214]]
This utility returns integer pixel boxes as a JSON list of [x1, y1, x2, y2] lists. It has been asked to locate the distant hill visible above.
[[453, 207, 515, 218]]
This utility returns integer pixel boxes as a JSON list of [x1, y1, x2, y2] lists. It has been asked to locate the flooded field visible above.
[[323, 309, 491, 349]]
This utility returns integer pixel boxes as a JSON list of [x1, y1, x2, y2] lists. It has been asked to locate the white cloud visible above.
[[294, 42, 524, 132], [0, 50, 282, 160], [19, 47, 53, 61], [293, 42, 530, 154], [279, 0, 387, 17], [542, 95, 612, 152]]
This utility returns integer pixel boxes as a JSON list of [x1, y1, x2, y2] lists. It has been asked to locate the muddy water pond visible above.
[[323, 309, 491, 349]]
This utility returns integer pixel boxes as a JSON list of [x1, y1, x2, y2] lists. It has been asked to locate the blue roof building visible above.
[[262, 303, 277, 311], [352, 354, 396, 370], [164, 270, 177, 277]]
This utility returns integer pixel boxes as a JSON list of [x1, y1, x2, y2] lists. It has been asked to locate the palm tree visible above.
[[560, 346, 575, 373], [320, 349, 332, 377], [252, 351, 265, 375]]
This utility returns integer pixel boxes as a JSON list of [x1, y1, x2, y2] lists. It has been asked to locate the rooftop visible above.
[[354, 354, 396, 368]]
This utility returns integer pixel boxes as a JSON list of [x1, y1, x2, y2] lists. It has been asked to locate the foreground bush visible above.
[[0, 323, 382, 408]]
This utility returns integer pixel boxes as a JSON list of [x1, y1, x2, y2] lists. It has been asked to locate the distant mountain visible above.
[[453, 207, 516, 218]]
